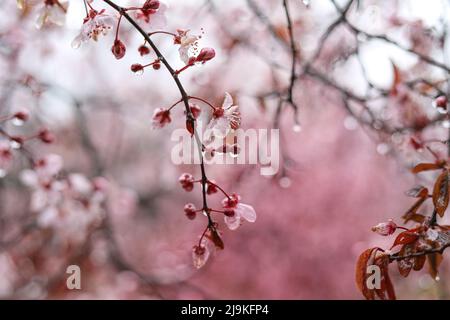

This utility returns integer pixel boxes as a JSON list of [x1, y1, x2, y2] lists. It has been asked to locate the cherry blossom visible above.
[[136, 0, 167, 29], [71, 10, 115, 49], [179, 173, 194, 191], [184, 203, 196, 220], [20, 155, 105, 243], [222, 194, 256, 230], [192, 240, 210, 269], [175, 29, 200, 64], [35, 0, 68, 29], [205, 92, 241, 143]]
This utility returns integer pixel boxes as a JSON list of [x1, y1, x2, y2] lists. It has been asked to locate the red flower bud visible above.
[[138, 45, 150, 56], [131, 63, 144, 73], [111, 39, 126, 60], [38, 129, 54, 144], [152, 61, 161, 70], [13, 110, 29, 122], [371, 219, 397, 236], [206, 181, 218, 195], [143, 0, 160, 10]]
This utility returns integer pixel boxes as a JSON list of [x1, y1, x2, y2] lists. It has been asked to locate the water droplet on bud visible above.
[[10, 141, 21, 149], [292, 124, 302, 133], [12, 118, 24, 126]]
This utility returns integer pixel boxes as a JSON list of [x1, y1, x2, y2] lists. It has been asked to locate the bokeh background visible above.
[[1, 0, 450, 299]]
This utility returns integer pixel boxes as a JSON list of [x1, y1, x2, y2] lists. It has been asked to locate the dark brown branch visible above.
[[282, 0, 299, 116], [102, 0, 214, 227]]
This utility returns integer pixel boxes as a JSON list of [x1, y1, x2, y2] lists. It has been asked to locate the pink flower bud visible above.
[[111, 39, 126, 60], [371, 219, 397, 236], [195, 47, 215, 63], [179, 173, 194, 191], [435, 95, 448, 110], [184, 203, 196, 220]]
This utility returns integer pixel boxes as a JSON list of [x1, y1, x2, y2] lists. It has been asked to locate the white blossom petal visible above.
[[222, 92, 233, 109], [236, 203, 257, 223], [224, 214, 241, 230]]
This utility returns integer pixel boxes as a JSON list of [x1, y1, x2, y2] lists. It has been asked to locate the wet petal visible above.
[[222, 92, 233, 109], [224, 214, 241, 230], [236, 203, 256, 223], [192, 244, 210, 269]]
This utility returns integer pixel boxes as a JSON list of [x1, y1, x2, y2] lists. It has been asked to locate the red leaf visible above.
[[355, 248, 378, 300], [411, 163, 442, 174], [390, 61, 402, 96], [383, 266, 396, 300], [391, 230, 419, 249], [427, 253, 443, 279], [402, 197, 427, 223], [375, 255, 396, 300], [432, 170, 449, 217], [413, 255, 426, 271], [397, 245, 413, 277], [405, 185, 428, 198]]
